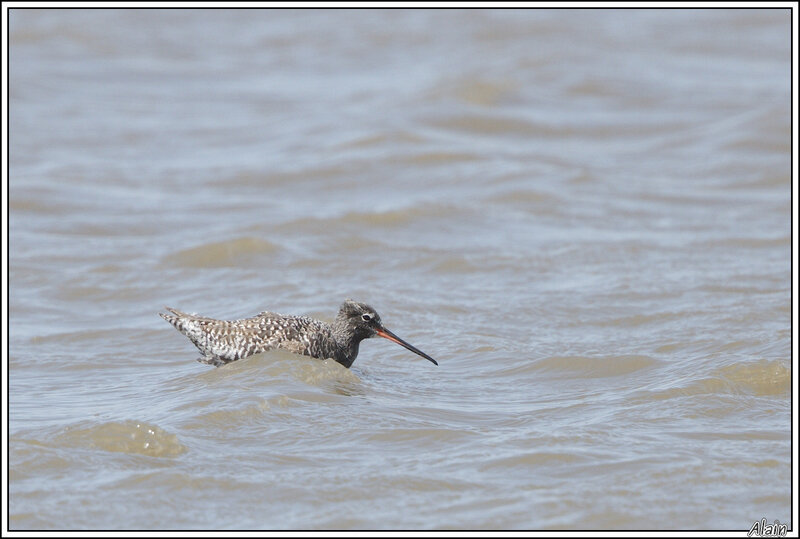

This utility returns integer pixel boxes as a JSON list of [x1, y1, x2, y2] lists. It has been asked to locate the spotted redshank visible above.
[[159, 299, 438, 368]]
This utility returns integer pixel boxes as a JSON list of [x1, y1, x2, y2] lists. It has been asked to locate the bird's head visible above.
[[336, 299, 438, 365]]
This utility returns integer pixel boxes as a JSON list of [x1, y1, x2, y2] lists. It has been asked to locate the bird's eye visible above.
[[361, 313, 373, 322]]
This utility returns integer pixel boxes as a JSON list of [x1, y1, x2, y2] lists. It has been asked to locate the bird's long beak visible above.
[[375, 327, 438, 366]]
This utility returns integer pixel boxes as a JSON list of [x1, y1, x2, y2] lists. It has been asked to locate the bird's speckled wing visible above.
[[160, 308, 331, 366]]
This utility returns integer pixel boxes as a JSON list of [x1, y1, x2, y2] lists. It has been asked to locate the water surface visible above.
[[8, 8, 792, 530]]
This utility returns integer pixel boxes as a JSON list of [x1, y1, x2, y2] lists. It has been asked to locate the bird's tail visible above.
[[159, 306, 191, 332]]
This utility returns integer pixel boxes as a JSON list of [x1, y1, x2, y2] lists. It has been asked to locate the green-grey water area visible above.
[[8, 8, 792, 531]]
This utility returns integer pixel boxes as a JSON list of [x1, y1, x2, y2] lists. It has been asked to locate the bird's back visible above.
[[160, 307, 332, 366]]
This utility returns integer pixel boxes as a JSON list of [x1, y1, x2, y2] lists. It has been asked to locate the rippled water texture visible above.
[[8, 8, 793, 530]]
